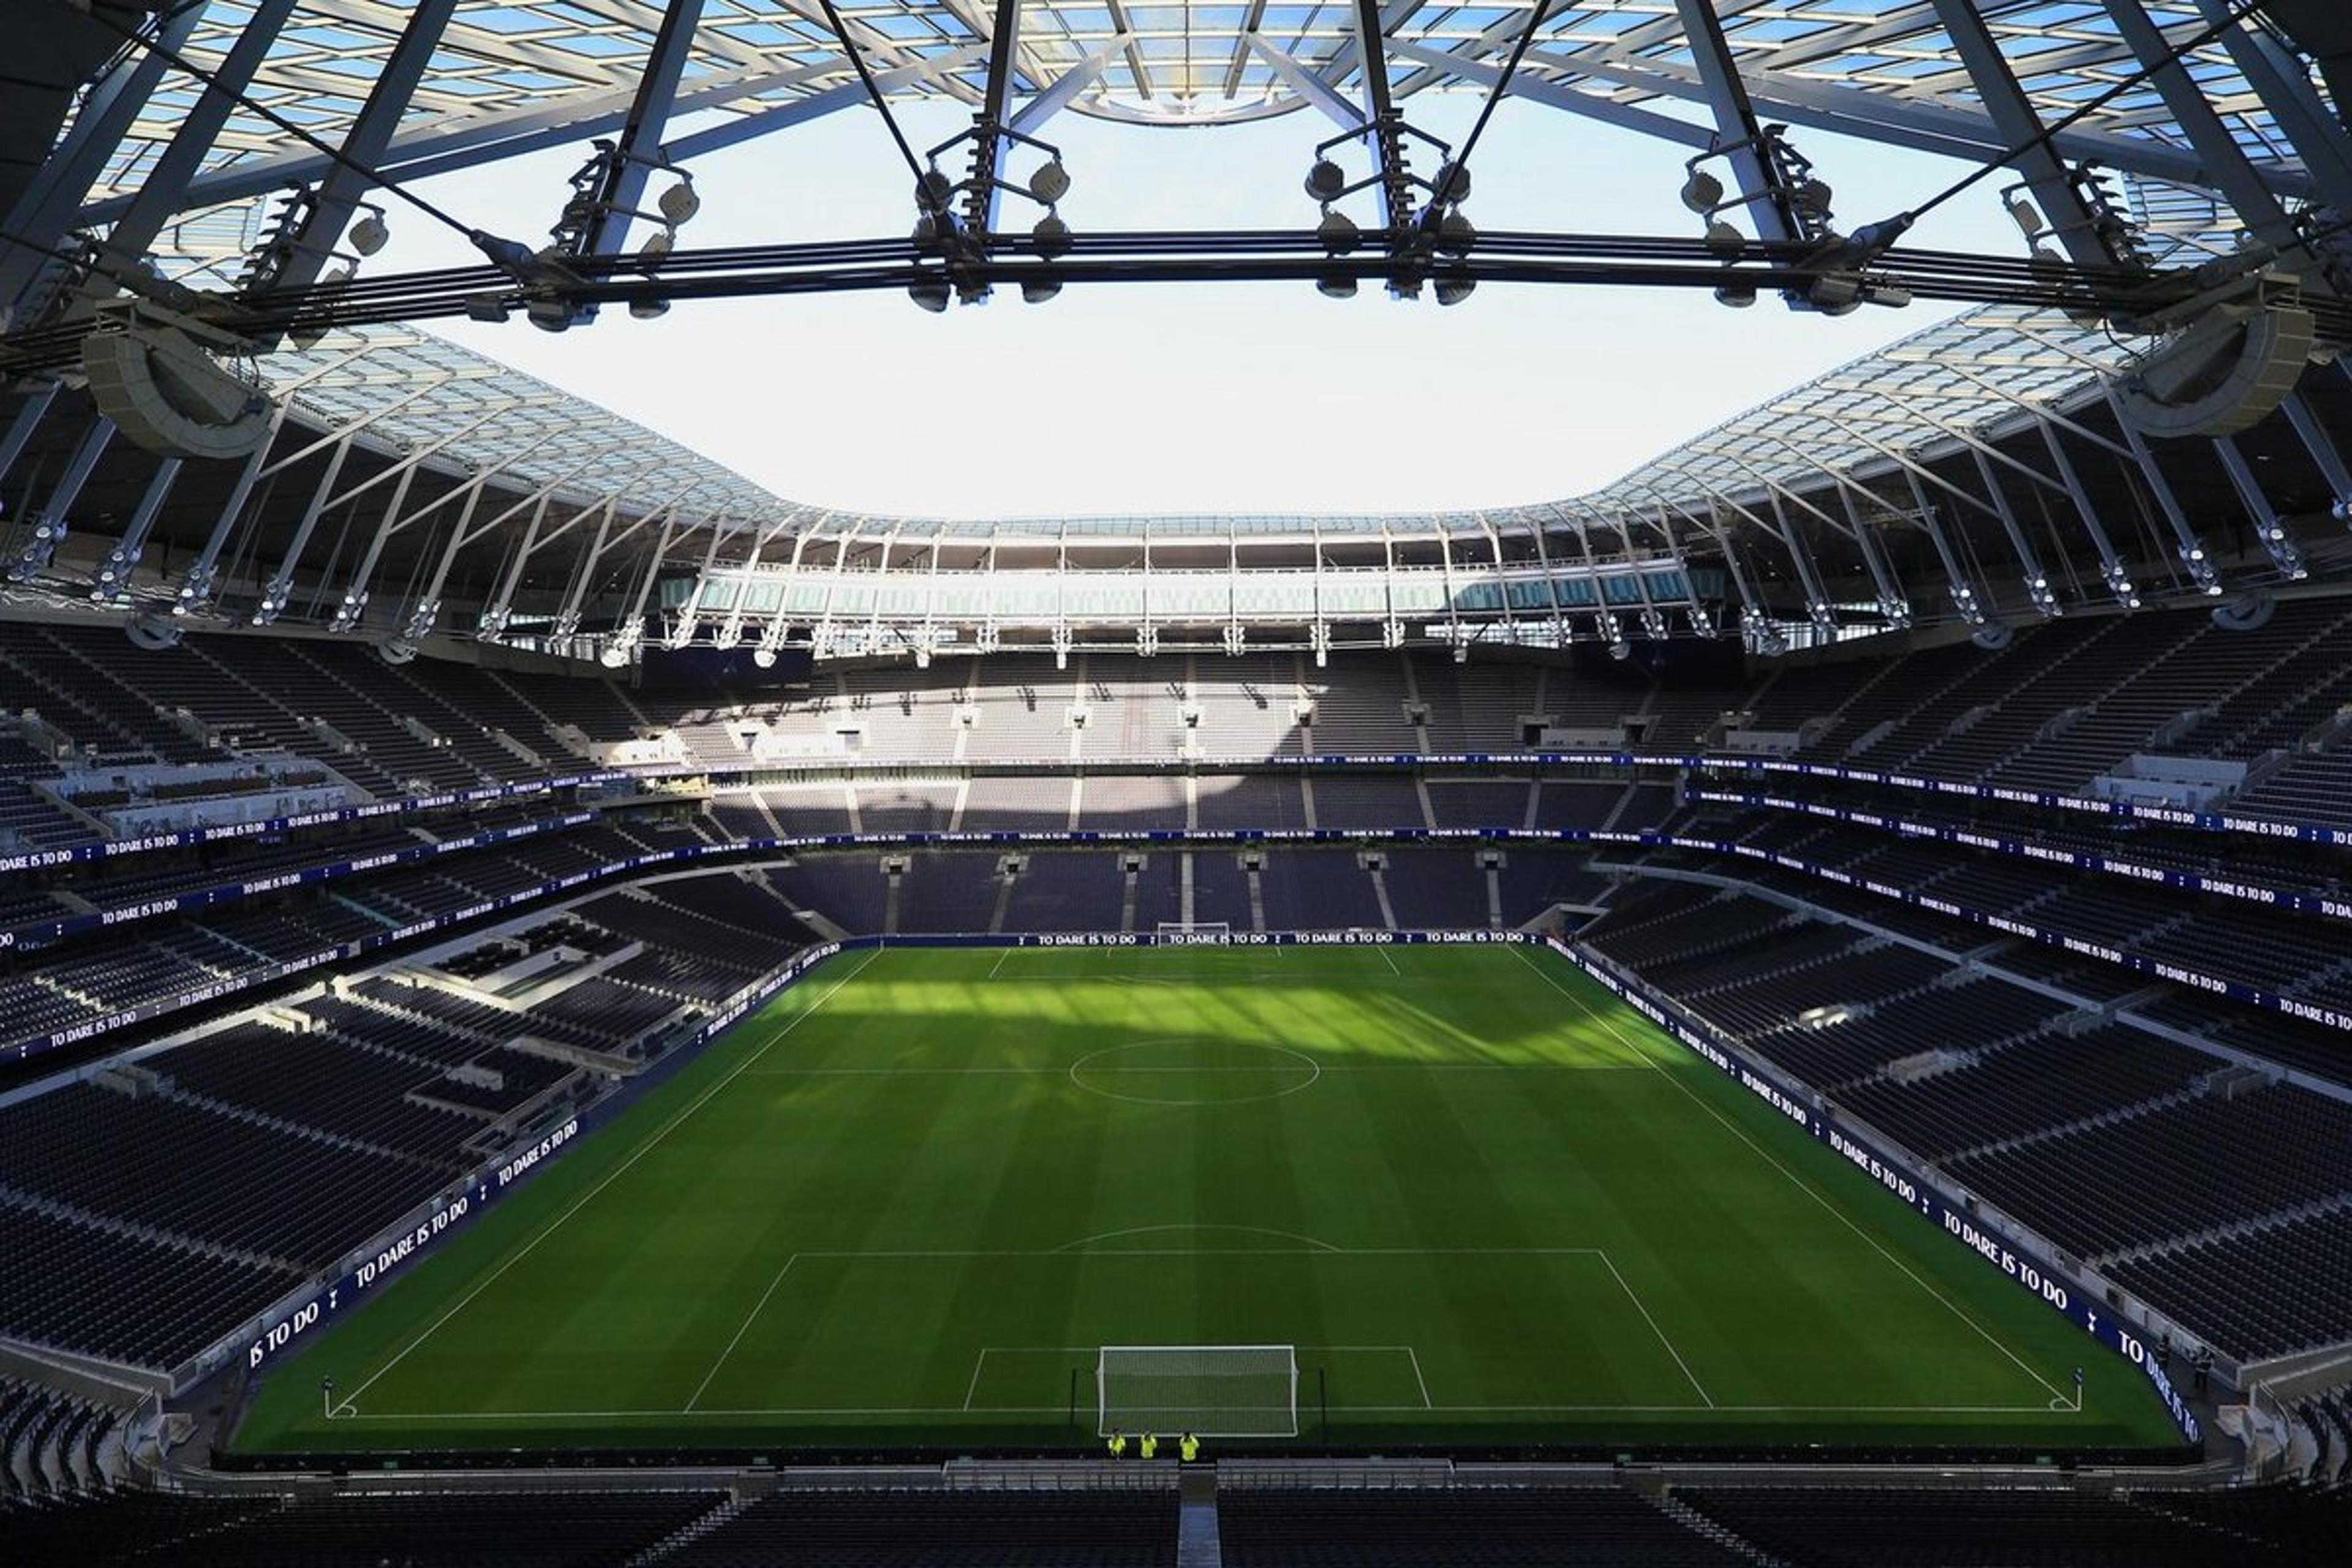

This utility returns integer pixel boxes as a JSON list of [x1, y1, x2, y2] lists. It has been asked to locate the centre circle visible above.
[[1067, 1038, 1322, 1106]]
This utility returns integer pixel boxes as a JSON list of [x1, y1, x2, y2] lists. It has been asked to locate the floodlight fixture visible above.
[[1679, 167, 1725, 214], [1033, 214, 1072, 259], [1433, 273, 1475, 306], [348, 206, 390, 256], [909, 276, 951, 312], [1304, 159, 1347, 202], [657, 178, 700, 227], [328, 586, 368, 633], [1030, 157, 1072, 205]]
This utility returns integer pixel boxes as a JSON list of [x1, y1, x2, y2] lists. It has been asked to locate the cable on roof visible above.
[[812, 0, 929, 184]]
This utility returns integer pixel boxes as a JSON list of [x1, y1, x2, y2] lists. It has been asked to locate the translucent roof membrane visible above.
[[69, 2, 2317, 548]]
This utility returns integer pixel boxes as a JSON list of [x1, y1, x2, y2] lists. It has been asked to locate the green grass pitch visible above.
[[233, 943, 2183, 1455]]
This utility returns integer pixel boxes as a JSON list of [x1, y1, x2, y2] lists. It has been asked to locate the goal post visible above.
[[1096, 1344, 1298, 1438], [1154, 921, 1232, 938]]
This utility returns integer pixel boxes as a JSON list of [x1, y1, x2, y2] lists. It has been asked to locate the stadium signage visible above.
[[1693, 789, 2352, 927], [23, 798, 2352, 1071], [0, 775, 622, 874], [1555, 938, 2201, 1447], [1, 810, 600, 949]]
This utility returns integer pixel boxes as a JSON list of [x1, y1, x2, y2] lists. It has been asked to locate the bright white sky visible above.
[[381, 91, 2022, 520]]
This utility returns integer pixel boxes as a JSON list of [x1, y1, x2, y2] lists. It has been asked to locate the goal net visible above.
[[1155, 921, 1232, 938], [1096, 1344, 1298, 1438]]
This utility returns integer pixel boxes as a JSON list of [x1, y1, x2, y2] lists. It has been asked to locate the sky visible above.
[[371, 86, 2027, 521]]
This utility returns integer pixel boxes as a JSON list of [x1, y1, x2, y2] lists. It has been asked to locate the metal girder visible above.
[[1966, 446, 2061, 614], [2098, 0, 2304, 257], [1503, 43, 2271, 197], [252, 436, 358, 619], [256, 0, 464, 303], [1382, 39, 1711, 149], [81, 0, 302, 290], [1671, 0, 1801, 246], [1926, 0, 2135, 273], [32, 415, 115, 531], [84, 56, 882, 224], [1245, 36, 1363, 132], [2279, 391, 2352, 505], [1013, 37, 1133, 135], [2190, 0, 2352, 217], [0, 384, 61, 492], [0, 0, 208, 314], [1900, 469, 1989, 620], [970, 0, 1027, 236], [2210, 434, 2305, 578], [571, 0, 708, 262], [668, 49, 989, 160], [1349, 0, 1414, 230], [89, 455, 182, 602]]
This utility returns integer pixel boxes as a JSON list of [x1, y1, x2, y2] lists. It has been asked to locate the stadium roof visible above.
[[4, 1, 2350, 651]]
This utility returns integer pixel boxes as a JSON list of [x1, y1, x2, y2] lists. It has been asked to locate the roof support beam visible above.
[[1349, 0, 1412, 230], [573, 0, 708, 262], [666, 49, 988, 161], [1244, 36, 1363, 132], [89, 454, 181, 603], [1012, 37, 1130, 135], [0, 0, 209, 315], [1670, 0, 1800, 244], [2210, 434, 2307, 578], [969, 0, 1028, 237], [1924, 0, 2132, 273], [0, 384, 60, 494], [82, 0, 303, 292], [1510, 44, 2275, 195], [2097, 0, 2305, 257], [254, 0, 464, 307], [2188, 0, 2352, 217], [1383, 40, 1712, 149]]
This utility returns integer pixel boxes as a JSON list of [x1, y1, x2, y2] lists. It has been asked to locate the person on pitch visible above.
[[1139, 1431, 1159, 1460], [1180, 1432, 1200, 1463], [1106, 1428, 1128, 1458]]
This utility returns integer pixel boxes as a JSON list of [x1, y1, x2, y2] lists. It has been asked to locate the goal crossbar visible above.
[[1096, 1344, 1298, 1438]]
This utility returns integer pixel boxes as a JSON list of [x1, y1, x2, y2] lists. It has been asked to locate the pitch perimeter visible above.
[[232, 943, 2182, 1455]]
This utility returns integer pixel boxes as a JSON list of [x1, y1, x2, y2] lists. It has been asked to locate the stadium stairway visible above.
[[1178, 1472, 1221, 1568]]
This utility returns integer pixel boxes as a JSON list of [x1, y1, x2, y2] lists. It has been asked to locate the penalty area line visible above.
[[336, 949, 881, 1414], [1510, 947, 2071, 1407], [685, 1254, 802, 1414], [1596, 1250, 1714, 1409]]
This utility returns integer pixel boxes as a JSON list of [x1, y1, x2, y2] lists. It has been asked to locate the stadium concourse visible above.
[[13, 0, 2352, 1562]]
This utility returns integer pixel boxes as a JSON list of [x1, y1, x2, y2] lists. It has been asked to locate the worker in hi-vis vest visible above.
[[1180, 1432, 1200, 1462], [1106, 1429, 1128, 1458], [1139, 1431, 1159, 1460]]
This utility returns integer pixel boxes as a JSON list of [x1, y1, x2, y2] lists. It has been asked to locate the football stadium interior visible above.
[[6, 1, 2352, 1562]]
